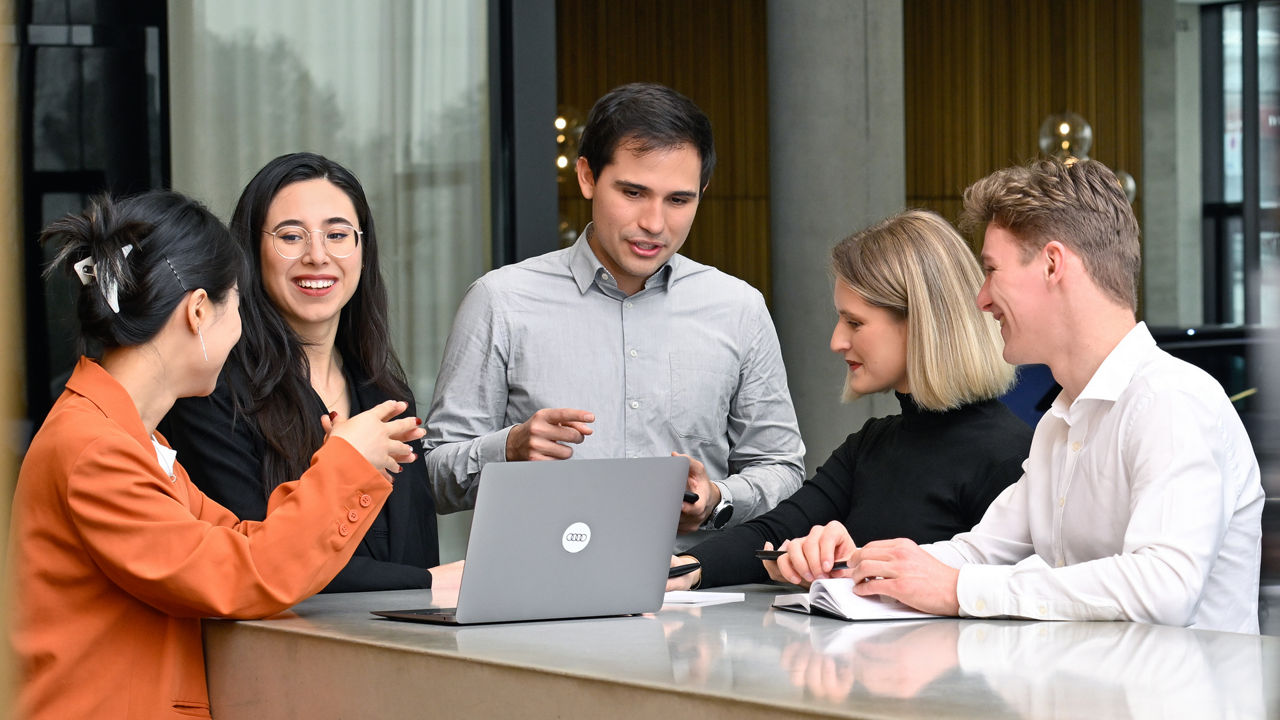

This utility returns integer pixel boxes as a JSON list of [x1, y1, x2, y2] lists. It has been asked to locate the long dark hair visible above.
[[43, 191, 241, 354], [228, 152, 411, 493]]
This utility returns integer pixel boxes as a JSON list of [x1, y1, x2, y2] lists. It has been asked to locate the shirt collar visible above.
[[568, 223, 684, 296], [1074, 322, 1156, 403], [64, 356, 152, 450]]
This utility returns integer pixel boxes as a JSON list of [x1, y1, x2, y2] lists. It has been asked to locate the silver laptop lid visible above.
[[454, 456, 688, 624]]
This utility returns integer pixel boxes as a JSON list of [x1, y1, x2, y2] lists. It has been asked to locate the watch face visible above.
[[712, 503, 734, 529]]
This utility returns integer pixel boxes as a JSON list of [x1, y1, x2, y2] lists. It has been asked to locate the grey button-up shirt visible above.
[[424, 230, 805, 550]]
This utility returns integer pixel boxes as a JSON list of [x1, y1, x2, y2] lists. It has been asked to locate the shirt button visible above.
[[358, 494, 372, 508], [338, 523, 351, 537], [630, 401, 640, 409], [348, 510, 359, 522], [1055, 559, 1065, 568], [975, 600, 986, 612], [629, 349, 638, 358], [1038, 605, 1049, 616], [1071, 441, 1082, 452], [624, 301, 633, 309], [1058, 497, 1066, 508]]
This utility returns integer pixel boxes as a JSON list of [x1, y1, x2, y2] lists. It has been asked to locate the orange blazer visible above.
[[10, 358, 392, 719]]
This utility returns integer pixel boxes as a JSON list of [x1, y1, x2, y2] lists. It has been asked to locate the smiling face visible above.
[[258, 178, 363, 340], [977, 225, 1049, 365], [830, 282, 910, 400], [576, 140, 703, 296]]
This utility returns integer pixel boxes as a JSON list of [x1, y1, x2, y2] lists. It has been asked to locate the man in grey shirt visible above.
[[424, 82, 804, 550]]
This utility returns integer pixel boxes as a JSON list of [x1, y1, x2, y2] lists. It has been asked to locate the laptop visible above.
[[372, 455, 688, 625]]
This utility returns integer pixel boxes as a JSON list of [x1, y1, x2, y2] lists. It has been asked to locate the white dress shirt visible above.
[[925, 323, 1264, 633], [423, 229, 805, 550]]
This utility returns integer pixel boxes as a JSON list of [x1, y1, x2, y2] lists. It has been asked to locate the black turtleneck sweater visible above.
[[687, 393, 1033, 588]]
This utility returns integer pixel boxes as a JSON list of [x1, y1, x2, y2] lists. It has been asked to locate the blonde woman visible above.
[[669, 209, 1031, 590]]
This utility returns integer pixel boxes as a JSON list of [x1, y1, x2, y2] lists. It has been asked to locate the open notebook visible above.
[[773, 579, 943, 621]]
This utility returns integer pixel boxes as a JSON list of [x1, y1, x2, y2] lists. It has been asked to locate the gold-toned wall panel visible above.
[[904, 0, 1143, 249], [2, 0, 20, 710], [556, 0, 772, 301]]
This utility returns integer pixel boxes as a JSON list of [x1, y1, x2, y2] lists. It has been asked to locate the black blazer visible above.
[[160, 360, 439, 591]]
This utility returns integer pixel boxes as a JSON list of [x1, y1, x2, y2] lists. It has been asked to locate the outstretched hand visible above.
[[506, 408, 595, 461], [323, 399, 424, 481]]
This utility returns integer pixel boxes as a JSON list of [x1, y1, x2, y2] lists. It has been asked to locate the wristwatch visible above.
[[705, 481, 734, 530]]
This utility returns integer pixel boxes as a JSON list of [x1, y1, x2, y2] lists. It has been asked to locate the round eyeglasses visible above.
[[264, 224, 362, 260]]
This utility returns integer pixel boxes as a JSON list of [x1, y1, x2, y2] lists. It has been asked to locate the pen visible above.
[[668, 562, 701, 579], [753, 549, 848, 570]]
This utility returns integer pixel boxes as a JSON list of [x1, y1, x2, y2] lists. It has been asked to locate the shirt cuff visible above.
[[477, 427, 512, 466], [956, 557, 1125, 622], [956, 562, 1016, 618], [716, 475, 754, 527]]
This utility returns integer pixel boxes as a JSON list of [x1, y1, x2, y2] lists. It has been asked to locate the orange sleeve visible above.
[[66, 435, 391, 619]]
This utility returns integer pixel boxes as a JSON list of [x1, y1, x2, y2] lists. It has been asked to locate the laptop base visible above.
[[371, 608, 643, 626]]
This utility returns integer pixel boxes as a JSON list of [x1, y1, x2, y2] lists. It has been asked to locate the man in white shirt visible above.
[[769, 159, 1264, 633]]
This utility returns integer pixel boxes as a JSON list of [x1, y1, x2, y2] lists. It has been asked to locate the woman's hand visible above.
[[666, 555, 702, 591], [428, 560, 465, 590], [762, 521, 857, 589], [322, 400, 424, 480]]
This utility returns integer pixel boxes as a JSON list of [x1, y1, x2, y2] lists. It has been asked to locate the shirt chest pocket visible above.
[[668, 355, 737, 442]]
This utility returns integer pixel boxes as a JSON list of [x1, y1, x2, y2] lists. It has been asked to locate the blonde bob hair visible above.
[[831, 209, 1015, 411]]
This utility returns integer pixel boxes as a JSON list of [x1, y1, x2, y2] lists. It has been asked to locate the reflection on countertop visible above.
[[205, 584, 1280, 720]]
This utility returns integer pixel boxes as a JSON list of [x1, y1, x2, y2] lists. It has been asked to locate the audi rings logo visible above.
[[562, 522, 591, 553]]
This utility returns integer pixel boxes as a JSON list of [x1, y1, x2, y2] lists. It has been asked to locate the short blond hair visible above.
[[831, 209, 1015, 411], [960, 159, 1141, 310]]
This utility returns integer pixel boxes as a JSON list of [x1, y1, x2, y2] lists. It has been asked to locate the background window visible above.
[[166, 0, 491, 402]]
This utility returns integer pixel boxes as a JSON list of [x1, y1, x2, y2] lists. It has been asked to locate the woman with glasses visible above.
[[163, 152, 454, 591], [13, 191, 423, 719]]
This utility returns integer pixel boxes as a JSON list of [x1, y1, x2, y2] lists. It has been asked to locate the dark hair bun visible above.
[[42, 191, 243, 352]]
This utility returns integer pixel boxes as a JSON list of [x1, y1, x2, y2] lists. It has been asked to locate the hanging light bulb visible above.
[[1114, 169, 1138, 204], [1038, 112, 1093, 161]]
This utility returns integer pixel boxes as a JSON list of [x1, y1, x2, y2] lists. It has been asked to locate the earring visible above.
[[197, 327, 208, 362]]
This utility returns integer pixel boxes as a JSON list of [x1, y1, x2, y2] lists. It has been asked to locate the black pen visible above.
[[754, 549, 848, 571], [668, 561, 701, 579]]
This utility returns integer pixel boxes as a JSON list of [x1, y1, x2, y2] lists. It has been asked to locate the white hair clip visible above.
[[72, 245, 134, 313], [72, 256, 96, 286]]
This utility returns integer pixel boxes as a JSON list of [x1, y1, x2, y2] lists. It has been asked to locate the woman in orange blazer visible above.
[[10, 191, 427, 720]]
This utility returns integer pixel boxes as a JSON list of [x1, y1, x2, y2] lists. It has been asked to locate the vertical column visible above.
[[1142, 0, 1203, 326], [2, 0, 21, 710], [489, 0, 558, 265], [768, 0, 905, 473]]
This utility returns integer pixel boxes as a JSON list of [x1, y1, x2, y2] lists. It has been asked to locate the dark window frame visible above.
[[1200, 0, 1267, 325]]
